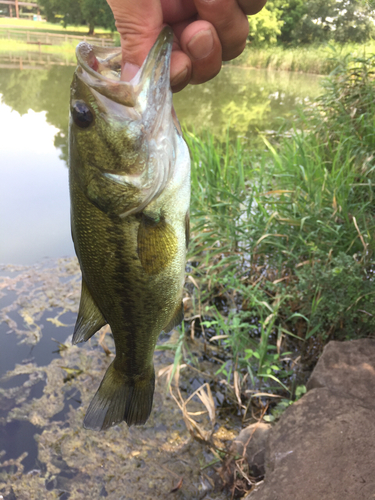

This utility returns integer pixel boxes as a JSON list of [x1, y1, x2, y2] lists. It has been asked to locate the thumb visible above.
[[106, 0, 163, 80]]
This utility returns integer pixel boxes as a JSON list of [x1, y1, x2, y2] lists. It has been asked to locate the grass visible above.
[[176, 53, 375, 423], [233, 41, 375, 74], [0, 37, 78, 55], [0, 17, 113, 36], [0, 18, 119, 56]]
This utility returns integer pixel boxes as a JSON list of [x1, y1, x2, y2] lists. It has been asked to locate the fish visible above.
[[69, 27, 191, 431]]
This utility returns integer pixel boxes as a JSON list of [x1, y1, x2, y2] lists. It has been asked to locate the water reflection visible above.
[[0, 61, 321, 265], [0, 102, 74, 264]]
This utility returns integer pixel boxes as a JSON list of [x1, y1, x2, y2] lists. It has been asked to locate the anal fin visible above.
[[72, 279, 107, 344], [163, 301, 184, 333]]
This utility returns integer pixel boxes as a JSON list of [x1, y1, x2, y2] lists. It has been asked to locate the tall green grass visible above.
[[181, 53, 375, 413], [234, 41, 375, 74]]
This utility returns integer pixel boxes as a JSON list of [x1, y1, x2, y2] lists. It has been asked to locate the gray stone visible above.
[[307, 339, 375, 408], [230, 422, 271, 478], [244, 339, 375, 500]]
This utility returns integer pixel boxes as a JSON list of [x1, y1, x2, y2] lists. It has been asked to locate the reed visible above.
[[180, 53, 375, 414], [234, 41, 375, 74]]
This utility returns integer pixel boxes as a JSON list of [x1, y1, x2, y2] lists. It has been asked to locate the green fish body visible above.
[[69, 28, 190, 431]]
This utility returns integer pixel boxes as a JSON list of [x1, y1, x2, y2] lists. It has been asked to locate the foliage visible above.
[[295, 253, 375, 338], [313, 53, 375, 170], [289, 0, 375, 44], [236, 41, 375, 74], [275, 0, 308, 44], [247, 0, 375, 46], [37, 0, 115, 34], [181, 53, 375, 416], [247, 4, 283, 45]]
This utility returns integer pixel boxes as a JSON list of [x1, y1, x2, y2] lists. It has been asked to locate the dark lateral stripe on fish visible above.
[[105, 218, 140, 375]]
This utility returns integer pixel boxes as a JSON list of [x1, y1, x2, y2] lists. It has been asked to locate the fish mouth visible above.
[[73, 28, 177, 218], [75, 27, 173, 113]]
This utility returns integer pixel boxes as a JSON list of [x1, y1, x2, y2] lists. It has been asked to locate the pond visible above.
[[0, 52, 322, 499], [0, 58, 321, 265]]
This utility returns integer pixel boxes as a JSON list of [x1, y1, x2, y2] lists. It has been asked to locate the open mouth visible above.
[[75, 27, 173, 110]]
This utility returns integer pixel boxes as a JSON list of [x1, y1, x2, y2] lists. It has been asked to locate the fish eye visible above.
[[71, 101, 94, 128]]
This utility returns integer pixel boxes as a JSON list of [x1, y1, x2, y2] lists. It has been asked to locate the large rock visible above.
[[245, 339, 375, 500], [307, 339, 375, 406]]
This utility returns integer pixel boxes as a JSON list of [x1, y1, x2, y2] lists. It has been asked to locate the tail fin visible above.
[[83, 360, 155, 431]]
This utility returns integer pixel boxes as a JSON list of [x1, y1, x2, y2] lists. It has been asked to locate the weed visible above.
[[234, 41, 375, 75], [178, 53, 375, 421]]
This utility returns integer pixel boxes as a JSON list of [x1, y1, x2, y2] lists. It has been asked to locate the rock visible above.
[[307, 339, 375, 407], [230, 422, 271, 479], [244, 339, 375, 500]]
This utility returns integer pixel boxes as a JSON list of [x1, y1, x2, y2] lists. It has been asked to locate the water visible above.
[[0, 55, 321, 498], [0, 61, 321, 265]]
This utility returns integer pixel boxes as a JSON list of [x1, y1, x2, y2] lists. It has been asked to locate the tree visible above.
[[334, 0, 375, 43], [247, 3, 283, 45], [38, 0, 115, 34], [275, 0, 308, 44], [252, 0, 375, 45], [281, 0, 375, 44]]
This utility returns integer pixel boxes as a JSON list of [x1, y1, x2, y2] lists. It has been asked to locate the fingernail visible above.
[[187, 30, 214, 60], [171, 67, 188, 87], [121, 62, 139, 82]]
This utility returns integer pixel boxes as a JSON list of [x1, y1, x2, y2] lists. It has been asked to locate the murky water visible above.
[[0, 57, 321, 265], [0, 52, 322, 499]]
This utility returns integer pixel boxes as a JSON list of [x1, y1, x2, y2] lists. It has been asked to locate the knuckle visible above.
[[190, 64, 221, 85], [222, 39, 247, 61], [217, 12, 249, 46], [219, 15, 248, 60]]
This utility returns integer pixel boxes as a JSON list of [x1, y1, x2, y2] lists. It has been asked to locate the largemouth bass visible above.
[[69, 27, 190, 431]]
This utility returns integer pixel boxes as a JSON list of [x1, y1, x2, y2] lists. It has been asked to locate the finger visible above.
[[179, 20, 222, 85], [170, 50, 192, 92], [238, 0, 268, 15], [106, 0, 163, 69], [194, 0, 249, 61], [160, 0, 196, 24]]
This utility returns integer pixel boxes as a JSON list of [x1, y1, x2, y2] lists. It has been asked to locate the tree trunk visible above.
[[88, 22, 95, 36]]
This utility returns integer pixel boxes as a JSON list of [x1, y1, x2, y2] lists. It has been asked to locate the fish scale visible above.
[[69, 27, 190, 431]]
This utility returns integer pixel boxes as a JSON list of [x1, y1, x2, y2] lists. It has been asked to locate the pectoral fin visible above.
[[72, 279, 107, 344], [185, 211, 190, 249], [137, 214, 178, 275], [163, 301, 184, 333]]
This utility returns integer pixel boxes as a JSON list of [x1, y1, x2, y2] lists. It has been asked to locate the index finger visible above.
[[106, 0, 163, 68], [238, 0, 267, 15]]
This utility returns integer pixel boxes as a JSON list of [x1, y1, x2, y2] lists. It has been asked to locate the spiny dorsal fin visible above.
[[72, 279, 107, 344], [163, 301, 184, 333], [137, 213, 178, 275]]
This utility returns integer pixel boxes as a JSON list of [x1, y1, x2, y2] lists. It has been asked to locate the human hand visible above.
[[106, 0, 267, 92]]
